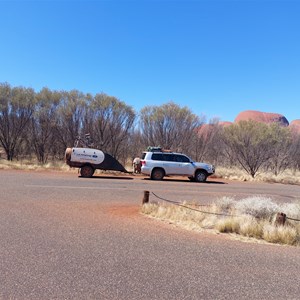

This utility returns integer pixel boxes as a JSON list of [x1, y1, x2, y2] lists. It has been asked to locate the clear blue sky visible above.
[[0, 0, 299, 123]]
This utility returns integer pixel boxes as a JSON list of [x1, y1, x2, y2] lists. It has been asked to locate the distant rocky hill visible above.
[[290, 119, 300, 134], [234, 110, 289, 126], [219, 110, 300, 133]]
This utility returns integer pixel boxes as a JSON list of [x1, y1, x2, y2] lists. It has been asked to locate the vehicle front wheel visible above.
[[80, 165, 95, 178], [194, 170, 207, 182], [151, 168, 165, 180]]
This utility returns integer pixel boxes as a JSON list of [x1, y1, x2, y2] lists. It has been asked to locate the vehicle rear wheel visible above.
[[195, 170, 207, 182], [151, 168, 165, 180], [80, 165, 95, 178]]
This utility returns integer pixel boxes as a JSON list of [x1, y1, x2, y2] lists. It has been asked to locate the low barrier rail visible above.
[[142, 190, 300, 226]]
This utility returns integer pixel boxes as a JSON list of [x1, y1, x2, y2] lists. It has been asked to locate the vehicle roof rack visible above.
[[147, 146, 172, 153], [147, 146, 162, 152]]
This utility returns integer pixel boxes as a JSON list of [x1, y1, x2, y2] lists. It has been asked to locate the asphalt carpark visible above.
[[1, 169, 300, 299]]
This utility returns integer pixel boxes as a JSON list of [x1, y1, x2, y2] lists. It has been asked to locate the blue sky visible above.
[[0, 0, 299, 123]]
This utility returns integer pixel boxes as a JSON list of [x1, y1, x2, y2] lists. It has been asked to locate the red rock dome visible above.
[[289, 120, 300, 134], [218, 121, 233, 127], [290, 119, 300, 126], [234, 110, 289, 126]]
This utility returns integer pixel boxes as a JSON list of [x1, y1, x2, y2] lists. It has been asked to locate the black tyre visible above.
[[194, 170, 207, 183], [188, 176, 195, 182], [151, 168, 165, 180], [80, 165, 95, 178]]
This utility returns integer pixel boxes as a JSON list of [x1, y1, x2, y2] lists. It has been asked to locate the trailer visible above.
[[65, 147, 128, 177]]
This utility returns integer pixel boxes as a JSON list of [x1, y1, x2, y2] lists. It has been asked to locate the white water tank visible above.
[[67, 147, 105, 165]]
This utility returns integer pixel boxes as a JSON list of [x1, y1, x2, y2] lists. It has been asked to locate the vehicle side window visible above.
[[163, 154, 175, 161], [151, 153, 164, 161], [175, 155, 190, 163]]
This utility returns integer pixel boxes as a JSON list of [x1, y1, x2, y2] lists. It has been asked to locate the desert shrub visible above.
[[234, 196, 279, 219], [215, 196, 237, 211], [281, 201, 300, 219]]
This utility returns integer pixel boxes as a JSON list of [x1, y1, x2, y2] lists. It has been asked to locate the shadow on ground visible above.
[[142, 177, 227, 184], [80, 175, 134, 180]]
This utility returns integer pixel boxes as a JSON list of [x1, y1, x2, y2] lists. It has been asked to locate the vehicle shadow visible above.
[[205, 180, 227, 184], [80, 175, 134, 180], [142, 177, 227, 184]]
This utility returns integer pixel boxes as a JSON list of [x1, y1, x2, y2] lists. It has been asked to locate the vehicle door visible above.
[[173, 154, 194, 175], [160, 154, 176, 174], [150, 153, 175, 175]]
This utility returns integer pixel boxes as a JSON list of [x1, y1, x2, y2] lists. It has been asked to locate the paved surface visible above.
[[1, 170, 300, 299]]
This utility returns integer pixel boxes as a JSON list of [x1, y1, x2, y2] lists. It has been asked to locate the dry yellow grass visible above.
[[215, 166, 300, 185], [0, 159, 74, 172], [141, 196, 300, 247], [215, 217, 240, 233], [263, 224, 298, 245]]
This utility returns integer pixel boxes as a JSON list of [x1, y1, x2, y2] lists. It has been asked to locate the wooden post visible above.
[[143, 190, 150, 204], [275, 212, 286, 226]]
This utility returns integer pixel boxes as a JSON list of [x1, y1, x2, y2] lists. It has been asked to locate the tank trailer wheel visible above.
[[80, 165, 95, 178]]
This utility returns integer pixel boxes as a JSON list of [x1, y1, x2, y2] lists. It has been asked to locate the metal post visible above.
[[275, 212, 286, 226], [143, 190, 150, 204]]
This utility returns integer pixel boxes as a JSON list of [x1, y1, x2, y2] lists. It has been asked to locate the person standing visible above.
[[133, 156, 141, 174]]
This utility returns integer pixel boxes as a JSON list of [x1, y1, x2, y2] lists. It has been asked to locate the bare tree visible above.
[[84, 93, 135, 159], [30, 88, 61, 163], [192, 119, 223, 163], [290, 130, 300, 172], [221, 120, 275, 178], [55, 90, 87, 150], [139, 102, 201, 153], [267, 124, 293, 176], [0, 83, 35, 160]]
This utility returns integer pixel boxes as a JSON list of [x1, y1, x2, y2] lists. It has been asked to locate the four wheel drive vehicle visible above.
[[141, 150, 215, 182], [65, 147, 128, 178]]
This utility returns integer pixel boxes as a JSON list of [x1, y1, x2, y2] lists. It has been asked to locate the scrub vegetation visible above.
[[141, 196, 300, 246], [1, 82, 300, 179], [215, 167, 300, 185]]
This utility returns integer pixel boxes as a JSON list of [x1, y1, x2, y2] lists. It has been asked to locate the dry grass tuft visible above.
[[239, 216, 264, 239], [263, 224, 298, 246], [0, 158, 75, 172], [215, 167, 300, 185], [141, 196, 300, 247], [215, 217, 240, 233]]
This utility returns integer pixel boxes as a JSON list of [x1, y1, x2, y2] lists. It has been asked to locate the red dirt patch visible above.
[[107, 205, 140, 218]]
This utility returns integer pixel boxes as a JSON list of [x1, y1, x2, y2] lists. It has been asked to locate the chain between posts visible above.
[[142, 191, 300, 224], [149, 192, 241, 217]]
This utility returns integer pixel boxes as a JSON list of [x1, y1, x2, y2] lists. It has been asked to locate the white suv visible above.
[[141, 150, 215, 182]]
